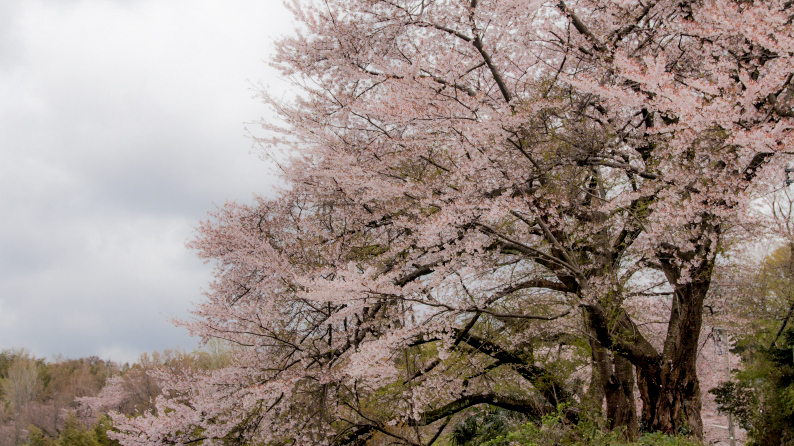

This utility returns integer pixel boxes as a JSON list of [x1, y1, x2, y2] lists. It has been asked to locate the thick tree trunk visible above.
[[637, 354, 703, 437], [638, 271, 709, 438], [637, 358, 702, 437], [632, 252, 714, 438]]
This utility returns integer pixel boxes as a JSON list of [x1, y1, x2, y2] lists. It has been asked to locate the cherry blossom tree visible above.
[[1, 350, 39, 444], [108, 0, 793, 443]]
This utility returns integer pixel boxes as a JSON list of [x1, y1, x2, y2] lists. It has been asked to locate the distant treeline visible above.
[[0, 341, 234, 446]]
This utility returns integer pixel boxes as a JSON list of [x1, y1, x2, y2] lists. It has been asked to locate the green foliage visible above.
[[448, 407, 527, 446], [477, 404, 622, 446], [24, 414, 120, 446], [443, 405, 702, 446], [92, 415, 121, 446], [193, 338, 237, 371], [709, 245, 794, 445], [56, 415, 100, 446], [712, 329, 794, 445], [632, 433, 703, 446], [0, 349, 15, 377], [709, 381, 756, 430], [26, 425, 55, 446]]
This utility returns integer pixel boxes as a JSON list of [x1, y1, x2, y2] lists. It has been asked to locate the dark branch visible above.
[[582, 303, 661, 373], [410, 393, 546, 426]]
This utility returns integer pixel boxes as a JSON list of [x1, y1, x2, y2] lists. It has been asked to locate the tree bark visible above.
[[586, 312, 639, 440]]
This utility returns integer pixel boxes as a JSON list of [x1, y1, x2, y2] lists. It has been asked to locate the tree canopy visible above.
[[107, 0, 794, 444]]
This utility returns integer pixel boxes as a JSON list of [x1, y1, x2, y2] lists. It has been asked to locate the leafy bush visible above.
[[444, 405, 702, 446]]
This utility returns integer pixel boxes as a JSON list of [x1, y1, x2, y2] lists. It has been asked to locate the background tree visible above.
[[710, 239, 794, 443], [2, 350, 40, 445], [2, 351, 39, 413], [78, 346, 237, 423], [25, 425, 53, 446]]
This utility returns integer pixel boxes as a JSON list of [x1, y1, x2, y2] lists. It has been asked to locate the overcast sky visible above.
[[0, 0, 294, 365]]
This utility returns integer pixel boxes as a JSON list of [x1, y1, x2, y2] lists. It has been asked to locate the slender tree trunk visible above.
[[636, 365, 661, 431], [609, 354, 639, 439], [586, 311, 639, 440]]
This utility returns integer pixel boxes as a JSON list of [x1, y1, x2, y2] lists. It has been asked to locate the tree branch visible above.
[[471, 35, 512, 104]]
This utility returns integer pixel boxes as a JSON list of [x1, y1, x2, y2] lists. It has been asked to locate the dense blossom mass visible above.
[[99, 0, 793, 444]]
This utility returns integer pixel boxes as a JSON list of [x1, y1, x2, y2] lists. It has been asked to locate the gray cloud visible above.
[[0, 0, 294, 365]]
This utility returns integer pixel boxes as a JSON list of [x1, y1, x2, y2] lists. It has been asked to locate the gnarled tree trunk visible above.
[[585, 250, 714, 440]]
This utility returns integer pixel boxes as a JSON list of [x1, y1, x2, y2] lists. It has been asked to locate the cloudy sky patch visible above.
[[0, 0, 292, 364]]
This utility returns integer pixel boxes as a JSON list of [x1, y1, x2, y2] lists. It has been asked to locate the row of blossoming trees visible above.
[[91, 0, 794, 444]]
